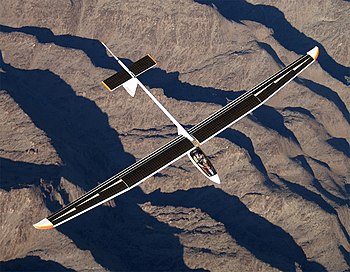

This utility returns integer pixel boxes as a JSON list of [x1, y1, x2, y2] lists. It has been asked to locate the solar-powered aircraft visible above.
[[33, 43, 319, 229]]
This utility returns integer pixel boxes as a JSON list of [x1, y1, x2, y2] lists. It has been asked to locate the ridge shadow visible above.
[[0, 157, 60, 191], [274, 174, 350, 245], [292, 155, 350, 207], [194, 0, 350, 85], [0, 55, 134, 192], [147, 186, 326, 272], [0, 24, 319, 145], [0, 24, 347, 270], [0, 255, 74, 271], [258, 41, 350, 125], [327, 137, 350, 158], [57, 187, 202, 271], [0, 57, 195, 271], [218, 128, 280, 189]]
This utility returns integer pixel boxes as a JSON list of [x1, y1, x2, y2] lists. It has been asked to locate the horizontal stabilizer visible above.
[[129, 54, 157, 76], [102, 70, 132, 92], [102, 54, 156, 91]]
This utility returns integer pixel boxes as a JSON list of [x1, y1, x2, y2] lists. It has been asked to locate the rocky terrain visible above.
[[0, 0, 349, 271]]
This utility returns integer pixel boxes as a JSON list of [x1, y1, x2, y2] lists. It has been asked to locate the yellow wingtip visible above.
[[147, 54, 157, 64], [307, 46, 319, 60], [33, 218, 54, 230], [101, 81, 112, 91]]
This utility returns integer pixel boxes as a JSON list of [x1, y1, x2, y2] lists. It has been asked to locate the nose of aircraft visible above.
[[209, 174, 221, 184]]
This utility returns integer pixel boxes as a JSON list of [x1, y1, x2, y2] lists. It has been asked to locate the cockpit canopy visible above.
[[189, 147, 217, 177]]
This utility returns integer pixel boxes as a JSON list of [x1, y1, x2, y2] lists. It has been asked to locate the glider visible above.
[[33, 44, 319, 229]]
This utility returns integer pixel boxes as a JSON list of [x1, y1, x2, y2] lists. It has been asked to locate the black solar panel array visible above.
[[123, 138, 193, 186], [250, 54, 309, 97], [102, 54, 156, 91], [190, 95, 260, 142], [48, 137, 193, 226], [49, 180, 128, 225], [255, 56, 313, 101], [103, 70, 132, 91], [129, 54, 157, 76]]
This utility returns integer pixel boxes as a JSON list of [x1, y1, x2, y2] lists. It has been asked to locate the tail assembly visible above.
[[101, 42, 156, 95], [101, 42, 220, 184], [101, 42, 197, 143]]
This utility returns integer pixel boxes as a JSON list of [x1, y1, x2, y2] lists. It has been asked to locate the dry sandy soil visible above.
[[0, 0, 349, 271]]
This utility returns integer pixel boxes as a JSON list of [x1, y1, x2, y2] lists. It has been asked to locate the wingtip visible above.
[[101, 81, 112, 91], [307, 46, 319, 60], [33, 218, 54, 230], [147, 54, 157, 65]]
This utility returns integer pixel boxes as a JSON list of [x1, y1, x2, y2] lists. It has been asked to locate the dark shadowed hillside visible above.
[[0, 0, 349, 271]]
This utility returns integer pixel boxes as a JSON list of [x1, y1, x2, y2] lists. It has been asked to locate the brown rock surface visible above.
[[0, 0, 349, 271]]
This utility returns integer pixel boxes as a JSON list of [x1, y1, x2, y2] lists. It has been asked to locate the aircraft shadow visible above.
[[193, 0, 350, 85], [146, 186, 326, 272]]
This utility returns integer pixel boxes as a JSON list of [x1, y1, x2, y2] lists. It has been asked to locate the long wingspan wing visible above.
[[34, 137, 194, 229], [33, 47, 318, 229], [189, 47, 319, 144]]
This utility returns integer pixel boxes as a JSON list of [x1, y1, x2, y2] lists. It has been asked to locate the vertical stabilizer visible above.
[[122, 78, 138, 97]]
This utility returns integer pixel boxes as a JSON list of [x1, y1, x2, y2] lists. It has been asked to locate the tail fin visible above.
[[122, 78, 138, 97]]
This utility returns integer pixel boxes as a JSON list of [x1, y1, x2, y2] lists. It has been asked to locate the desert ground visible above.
[[0, 0, 349, 271]]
